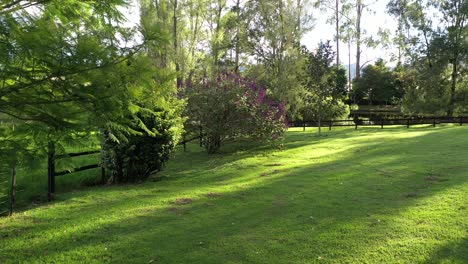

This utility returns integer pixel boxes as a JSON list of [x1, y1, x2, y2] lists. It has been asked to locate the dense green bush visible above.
[[351, 60, 403, 105], [300, 42, 349, 135], [186, 74, 287, 153], [101, 109, 182, 183]]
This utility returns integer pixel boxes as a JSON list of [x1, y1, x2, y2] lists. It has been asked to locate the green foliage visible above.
[[99, 52, 184, 183], [187, 74, 287, 153], [0, 1, 184, 202], [400, 63, 452, 115], [245, 50, 307, 118], [352, 59, 403, 105], [0, 0, 146, 164], [241, 0, 311, 117], [388, 0, 468, 116], [101, 109, 182, 183], [300, 42, 349, 134]]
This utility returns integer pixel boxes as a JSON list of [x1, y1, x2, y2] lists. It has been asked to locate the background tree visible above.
[[352, 59, 402, 105], [390, 0, 468, 116], [187, 74, 287, 153], [301, 42, 349, 136], [387, 0, 412, 65], [243, 0, 313, 118]]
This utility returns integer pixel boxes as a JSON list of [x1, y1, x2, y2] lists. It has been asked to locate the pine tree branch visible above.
[[0, 43, 146, 98], [0, 0, 49, 15]]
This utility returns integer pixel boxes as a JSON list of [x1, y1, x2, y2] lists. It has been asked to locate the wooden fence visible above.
[[47, 142, 103, 201], [46, 129, 204, 200], [290, 116, 466, 130], [179, 126, 204, 151]]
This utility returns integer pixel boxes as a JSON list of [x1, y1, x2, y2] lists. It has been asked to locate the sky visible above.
[[122, 0, 398, 67], [303, 0, 398, 67]]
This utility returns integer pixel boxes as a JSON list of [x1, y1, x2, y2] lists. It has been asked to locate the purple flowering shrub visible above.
[[187, 74, 287, 153]]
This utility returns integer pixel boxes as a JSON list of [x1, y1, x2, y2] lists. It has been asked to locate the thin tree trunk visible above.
[[336, 0, 339, 65], [279, 0, 285, 61], [348, 40, 352, 93], [318, 117, 322, 136], [234, 0, 241, 73], [448, 58, 458, 116], [173, 0, 182, 88], [187, 3, 200, 85], [355, 0, 362, 78], [213, 1, 223, 72], [9, 163, 16, 215], [297, 0, 302, 35]]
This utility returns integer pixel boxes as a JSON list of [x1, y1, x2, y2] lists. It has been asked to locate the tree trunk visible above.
[[447, 58, 458, 116], [279, 0, 285, 61], [173, 0, 182, 88], [348, 40, 352, 94], [234, 0, 240, 73], [297, 0, 302, 35], [355, 0, 362, 78], [9, 164, 16, 215], [213, 1, 223, 72], [336, 0, 340, 66], [318, 117, 322, 136]]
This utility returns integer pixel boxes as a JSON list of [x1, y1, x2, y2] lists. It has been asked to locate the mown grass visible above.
[[0, 125, 467, 263]]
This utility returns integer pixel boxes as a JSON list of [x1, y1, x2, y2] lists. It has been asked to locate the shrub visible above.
[[187, 74, 287, 153], [101, 109, 181, 183]]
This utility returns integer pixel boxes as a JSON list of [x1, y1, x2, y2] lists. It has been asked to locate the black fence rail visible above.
[[179, 126, 204, 151], [47, 142, 103, 201], [290, 116, 467, 130]]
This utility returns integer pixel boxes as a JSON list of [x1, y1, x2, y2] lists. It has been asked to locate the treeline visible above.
[[349, 0, 467, 116]]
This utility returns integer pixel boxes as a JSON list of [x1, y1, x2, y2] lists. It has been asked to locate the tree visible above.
[[313, 0, 353, 66], [352, 59, 402, 105], [243, 0, 313, 117], [353, 0, 376, 79], [187, 74, 287, 153], [437, 0, 467, 116], [387, 0, 412, 65], [0, 1, 184, 199], [301, 42, 349, 136], [391, 0, 468, 116]]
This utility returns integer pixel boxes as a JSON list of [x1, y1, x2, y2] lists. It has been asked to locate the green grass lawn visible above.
[[1, 126, 467, 263]]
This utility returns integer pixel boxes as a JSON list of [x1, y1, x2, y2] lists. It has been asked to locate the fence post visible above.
[[199, 126, 203, 147], [329, 120, 332, 131], [47, 141, 55, 201], [101, 167, 106, 181], [9, 164, 16, 215], [406, 119, 410, 128], [460, 117, 463, 126], [381, 120, 384, 129], [432, 118, 436, 127]]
